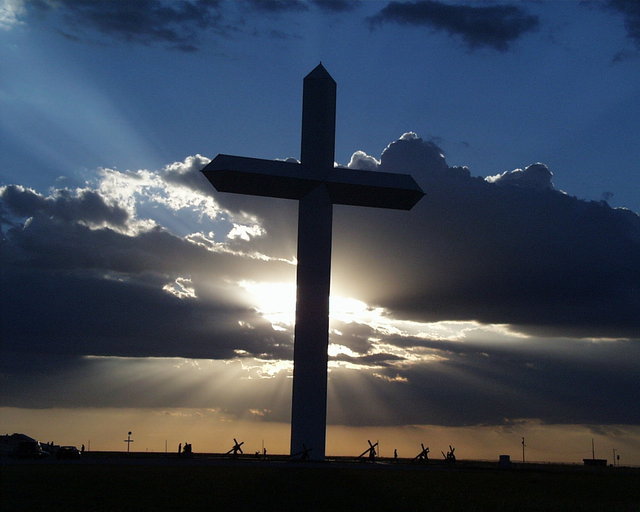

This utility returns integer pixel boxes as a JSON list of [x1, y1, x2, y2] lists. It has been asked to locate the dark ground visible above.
[[2, 454, 639, 511]]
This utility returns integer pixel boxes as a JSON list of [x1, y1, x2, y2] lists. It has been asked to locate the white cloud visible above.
[[399, 131, 419, 141], [0, 0, 24, 30], [162, 276, 197, 299], [98, 160, 223, 225], [227, 223, 265, 241], [347, 150, 380, 171], [485, 162, 554, 190]]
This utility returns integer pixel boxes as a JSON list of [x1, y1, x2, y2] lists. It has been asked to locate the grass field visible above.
[[2, 458, 639, 511]]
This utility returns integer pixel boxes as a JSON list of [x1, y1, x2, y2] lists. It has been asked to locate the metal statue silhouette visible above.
[[202, 64, 424, 460], [442, 445, 456, 463], [226, 438, 244, 458], [413, 443, 430, 462], [291, 443, 311, 461], [358, 440, 378, 461]]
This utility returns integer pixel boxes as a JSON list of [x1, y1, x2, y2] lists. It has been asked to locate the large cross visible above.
[[201, 64, 424, 460]]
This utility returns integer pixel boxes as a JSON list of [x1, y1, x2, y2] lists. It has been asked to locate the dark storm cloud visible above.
[[328, 337, 640, 426], [332, 352, 405, 367], [166, 136, 640, 340], [333, 134, 640, 338], [369, 0, 539, 51], [331, 321, 376, 354], [23, 0, 357, 50], [0, 185, 128, 228], [244, 0, 309, 12], [2, 136, 638, 424], [28, 0, 226, 51], [311, 0, 358, 12], [2, 321, 637, 426], [607, 0, 640, 48], [1, 268, 289, 361], [1, 211, 290, 282], [0, 182, 294, 369], [0, 176, 295, 410], [0, 352, 294, 413]]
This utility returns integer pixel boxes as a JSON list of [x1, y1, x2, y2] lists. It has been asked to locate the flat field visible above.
[[2, 457, 639, 511]]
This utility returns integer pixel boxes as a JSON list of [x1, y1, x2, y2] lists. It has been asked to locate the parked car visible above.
[[12, 441, 46, 459], [56, 446, 81, 459]]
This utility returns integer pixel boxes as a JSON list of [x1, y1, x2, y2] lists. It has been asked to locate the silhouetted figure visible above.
[[183, 443, 192, 456], [81, 444, 85, 453], [178, 443, 182, 454], [394, 449, 398, 460]]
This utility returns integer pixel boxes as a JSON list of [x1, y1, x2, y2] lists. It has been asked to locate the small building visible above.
[[0, 433, 37, 456], [499, 454, 511, 467]]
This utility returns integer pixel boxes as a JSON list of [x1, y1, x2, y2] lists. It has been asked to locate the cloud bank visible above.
[[13, 0, 639, 60], [13, 0, 357, 49], [334, 133, 640, 339], [368, 1, 539, 51], [25, 0, 226, 51], [607, 0, 640, 49], [12, 0, 542, 52], [1, 134, 638, 427], [0, 160, 295, 366]]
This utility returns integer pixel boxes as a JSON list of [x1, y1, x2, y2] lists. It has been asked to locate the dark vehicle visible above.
[[12, 441, 46, 459], [56, 446, 81, 459]]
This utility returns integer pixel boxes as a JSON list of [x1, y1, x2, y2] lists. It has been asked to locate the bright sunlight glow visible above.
[[237, 280, 496, 345], [237, 281, 389, 331]]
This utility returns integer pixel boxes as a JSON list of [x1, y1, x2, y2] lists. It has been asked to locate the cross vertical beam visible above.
[[290, 65, 336, 460], [300, 64, 336, 175], [291, 186, 332, 458]]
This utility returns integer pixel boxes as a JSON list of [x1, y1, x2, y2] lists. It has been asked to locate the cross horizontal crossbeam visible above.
[[202, 154, 424, 210]]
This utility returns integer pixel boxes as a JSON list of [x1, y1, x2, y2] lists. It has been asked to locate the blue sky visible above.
[[1, 0, 639, 462], [3, 0, 639, 211]]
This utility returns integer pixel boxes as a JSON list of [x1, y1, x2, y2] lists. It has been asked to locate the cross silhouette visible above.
[[202, 64, 423, 460], [123, 431, 133, 453]]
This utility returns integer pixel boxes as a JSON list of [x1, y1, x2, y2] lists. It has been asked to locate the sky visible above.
[[1, 0, 639, 464]]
